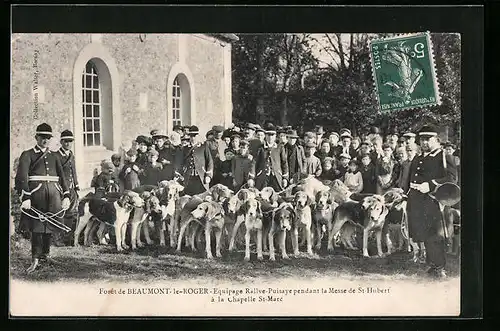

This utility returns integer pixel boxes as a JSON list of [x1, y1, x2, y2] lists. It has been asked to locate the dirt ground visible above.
[[9, 233, 460, 284]]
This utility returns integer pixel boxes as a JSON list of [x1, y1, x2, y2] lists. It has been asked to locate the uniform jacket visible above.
[[405, 148, 458, 242], [252, 142, 289, 190], [142, 162, 163, 186], [15, 146, 71, 234], [56, 148, 79, 190], [181, 142, 214, 191]]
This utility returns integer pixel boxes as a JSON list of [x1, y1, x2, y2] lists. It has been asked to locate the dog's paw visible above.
[[216, 252, 222, 258], [137, 242, 145, 248], [159, 241, 166, 247], [257, 255, 264, 261], [269, 256, 276, 261], [244, 255, 251, 262], [122, 244, 130, 250], [206, 254, 214, 260], [282, 255, 290, 260]]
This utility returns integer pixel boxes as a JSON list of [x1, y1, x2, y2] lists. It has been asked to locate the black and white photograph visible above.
[[9, 7, 477, 316]]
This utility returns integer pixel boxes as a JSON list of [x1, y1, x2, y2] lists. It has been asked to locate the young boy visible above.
[[303, 142, 322, 178], [220, 148, 235, 190], [91, 160, 119, 198], [141, 149, 163, 186], [119, 149, 142, 190], [344, 159, 363, 194], [359, 153, 376, 194], [318, 157, 339, 182], [232, 140, 254, 191], [337, 153, 351, 180]]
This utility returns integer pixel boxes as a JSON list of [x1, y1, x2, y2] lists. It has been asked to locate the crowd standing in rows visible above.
[[93, 123, 460, 200]]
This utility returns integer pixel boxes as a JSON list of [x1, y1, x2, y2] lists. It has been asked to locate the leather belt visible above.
[[28, 175, 60, 182]]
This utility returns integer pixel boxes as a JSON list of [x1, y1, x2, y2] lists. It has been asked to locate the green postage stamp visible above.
[[369, 32, 441, 112]]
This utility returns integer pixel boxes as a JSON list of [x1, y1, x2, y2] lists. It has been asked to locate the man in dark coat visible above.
[[284, 129, 305, 184], [252, 123, 289, 191], [205, 125, 226, 186], [54, 129, 80, 246], [180, 138, 214, 196], [15, 123, 71, 273], [406, 125, 457, 279], [249, 125, 265, 160]]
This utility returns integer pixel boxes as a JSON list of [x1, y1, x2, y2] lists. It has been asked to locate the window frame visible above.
[[82, 61, 102, 147]]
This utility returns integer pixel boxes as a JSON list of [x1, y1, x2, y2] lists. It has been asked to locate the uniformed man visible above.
[[54, 130, 79, 246], [15, 123, 71, 273], [406, 125, 457, 279], [180, 135, 214, 196], [252, 123, 289, 191]]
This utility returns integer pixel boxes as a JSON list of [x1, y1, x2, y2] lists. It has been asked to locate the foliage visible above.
[[232, 33, 461, 142]]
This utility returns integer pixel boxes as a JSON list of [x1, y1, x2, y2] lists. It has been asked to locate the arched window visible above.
[[170, 74, 191, 128], [172, 77, 182, 126], [82, 61, 101, 146]]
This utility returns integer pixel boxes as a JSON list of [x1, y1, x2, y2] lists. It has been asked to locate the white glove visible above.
[[21, 199, 31, 210], [125, 167, 132, 174], [204, 176, 211, 185], [132, 165, 139, 172], [247, 179, 255, 187], [282, 179, 288, 188], [61, 197, 70, 210]]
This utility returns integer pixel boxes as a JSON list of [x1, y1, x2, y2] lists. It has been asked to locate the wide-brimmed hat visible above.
[[60, 129, 74, 141], [315, 125, 325, 134], [403, 132, 416, 138], [339, 153, 351, 160], [328, 132, 339, 138], [254, 125, 264, 133], [189, 125, 200, 136]]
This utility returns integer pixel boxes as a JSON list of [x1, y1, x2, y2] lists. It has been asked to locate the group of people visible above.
[[14, 121, 460, 278], [94, 122, 460, 201]]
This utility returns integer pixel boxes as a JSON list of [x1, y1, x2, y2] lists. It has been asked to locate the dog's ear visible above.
[[176, 184, 185, 193], [270, 191, 278, 205], [306, 195, 313, 206]]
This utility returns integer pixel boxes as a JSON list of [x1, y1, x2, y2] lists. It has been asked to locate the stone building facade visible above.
[[11, 33, 237, 188]]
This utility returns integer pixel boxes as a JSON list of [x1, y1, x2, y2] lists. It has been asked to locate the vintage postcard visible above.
[[10, 30, 462, 317]]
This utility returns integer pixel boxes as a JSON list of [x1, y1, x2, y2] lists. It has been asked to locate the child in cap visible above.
[[344, 159, 363, 194], [119, 149, 143, 190], [91, 160, 120, 198], [232, 140, 254, 190], [318, 157, 339, 182], [303, 142, 322, 178], [220, 148, 235, 190], [141, 149, 163, 186], [359, 153, 376, 194]]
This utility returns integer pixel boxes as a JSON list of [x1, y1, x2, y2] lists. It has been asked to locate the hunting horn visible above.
[[429, 182, 461, 207]]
